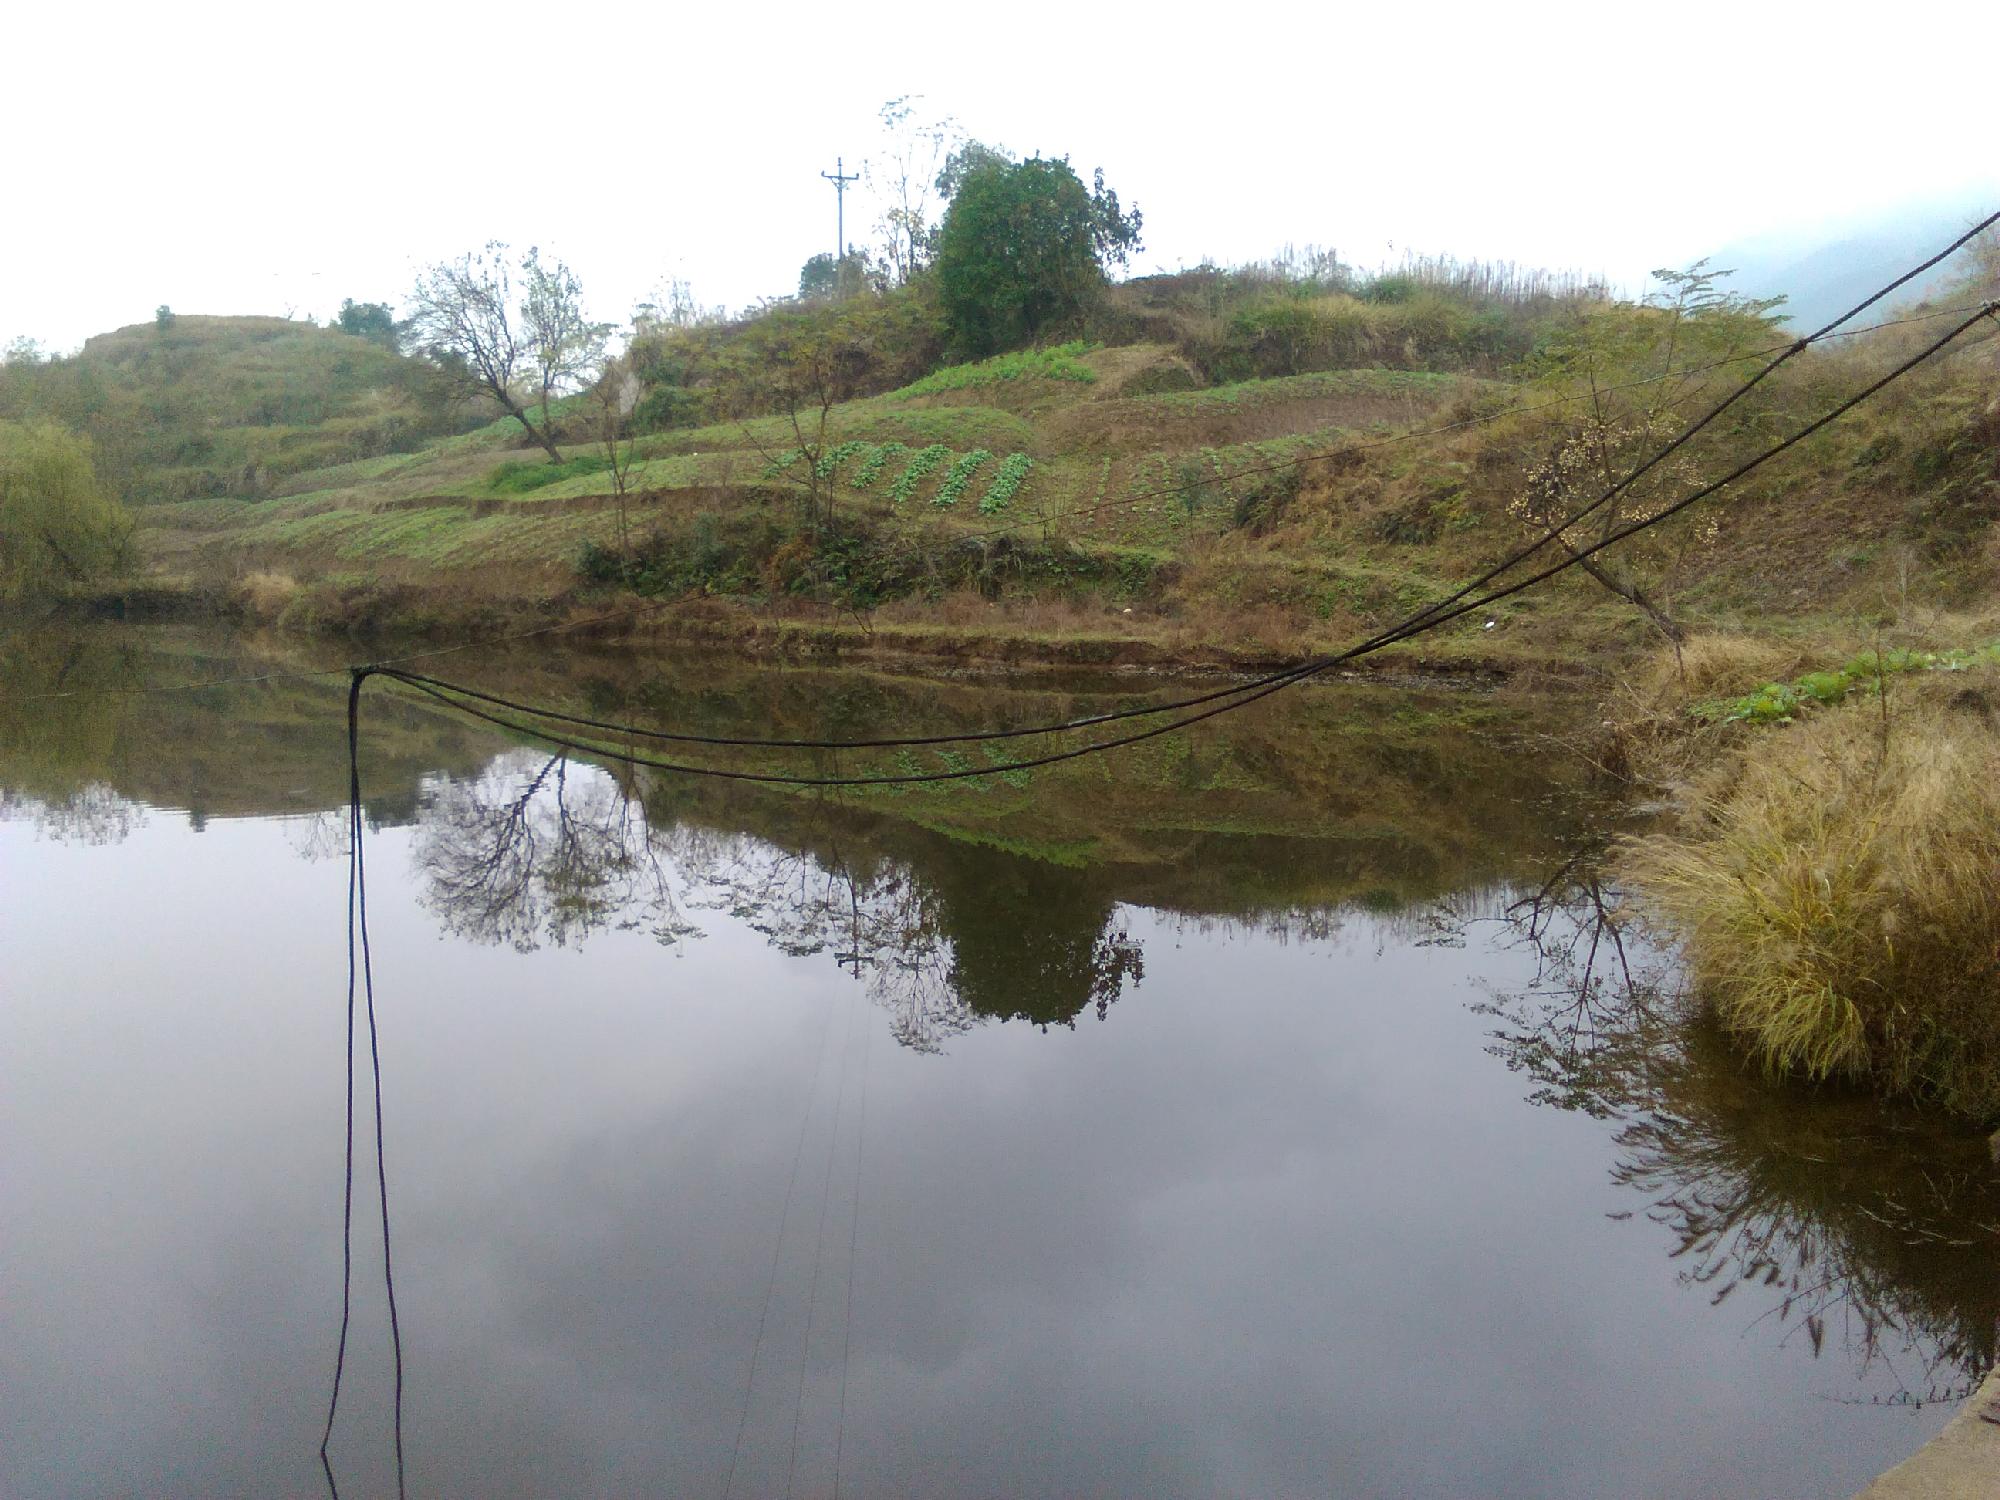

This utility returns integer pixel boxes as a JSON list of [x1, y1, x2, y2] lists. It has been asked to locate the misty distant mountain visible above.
[[1701, 190, 1996, 329]]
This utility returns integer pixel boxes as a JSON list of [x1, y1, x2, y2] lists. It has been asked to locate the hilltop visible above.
[[1, 313, 478, 504]]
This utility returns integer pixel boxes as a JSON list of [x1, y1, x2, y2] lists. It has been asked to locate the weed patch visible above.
[[891, 342, 1098, 399]]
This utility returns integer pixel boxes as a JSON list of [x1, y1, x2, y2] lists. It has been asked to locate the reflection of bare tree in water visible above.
[[671, 826, 979, 1053], [0, 783, 143, 845], [414, 753, 698, 952], [287, 808, 351, 863], [405, 757, 1144, 1052], [1473, 856, 2000, 1401]]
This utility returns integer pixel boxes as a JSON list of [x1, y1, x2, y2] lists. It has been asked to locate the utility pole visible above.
[[820, 156, 859, 262]]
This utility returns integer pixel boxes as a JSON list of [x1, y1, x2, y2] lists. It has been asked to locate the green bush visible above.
[[934, 157, 1138, 356], [0, 420, 132, 593]]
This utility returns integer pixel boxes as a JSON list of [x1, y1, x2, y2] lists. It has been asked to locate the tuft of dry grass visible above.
[[1636, 631, 1801, 705], [1625, 688, 2000, 1118], [235, 569, 302, 621]]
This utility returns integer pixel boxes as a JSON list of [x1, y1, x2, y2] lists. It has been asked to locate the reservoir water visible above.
[[3, 627, 1994, 1498]]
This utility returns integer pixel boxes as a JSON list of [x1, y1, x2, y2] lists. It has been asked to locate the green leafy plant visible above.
[[814, 439, 871, 480], [934, 449, 993, 508], [889, 443, 950, 506], [851, 441, 907, 489], [1696, 643, 2000, 724], [979, 452, 1034, 514]]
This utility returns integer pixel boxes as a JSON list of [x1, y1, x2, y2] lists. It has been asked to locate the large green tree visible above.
[[0, 421, 131, 596], [932, 156, 1142, 356]]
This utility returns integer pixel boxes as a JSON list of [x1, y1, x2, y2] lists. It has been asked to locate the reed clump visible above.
[[1626, 687, 2000, 1119]]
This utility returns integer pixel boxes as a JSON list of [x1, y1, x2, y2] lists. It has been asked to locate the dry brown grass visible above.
[[1636, 632, 1801, 704], [235, 569, 302, 622], [1625, 683, 2000, 1119]]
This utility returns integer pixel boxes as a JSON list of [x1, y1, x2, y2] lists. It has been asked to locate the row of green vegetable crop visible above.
[[763, 442, 1036, 512]]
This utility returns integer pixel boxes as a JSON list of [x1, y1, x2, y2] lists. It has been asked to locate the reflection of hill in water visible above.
[[13, 626, 1998, 1403], [1479, 870, 2000, 1397], [1, 622, 1594, 901], [2, 624, 1600, 1044]]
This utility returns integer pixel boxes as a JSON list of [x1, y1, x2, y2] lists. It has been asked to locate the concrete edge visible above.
[[1854, 1364, 2000, 1500]]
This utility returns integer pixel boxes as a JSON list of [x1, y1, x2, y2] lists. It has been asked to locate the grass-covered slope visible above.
[[0, 315, 478, 503], [49, 234, 1998, 674]]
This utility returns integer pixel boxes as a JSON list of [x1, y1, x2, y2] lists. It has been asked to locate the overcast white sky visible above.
[[7, 0, 1996, 352]]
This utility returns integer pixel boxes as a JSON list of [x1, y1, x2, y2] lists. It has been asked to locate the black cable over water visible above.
[[363, 302, 1996, 789], [320, 668, 408, 1500], [318, 683, 363, 1500], [370, 213, 1999, 761]]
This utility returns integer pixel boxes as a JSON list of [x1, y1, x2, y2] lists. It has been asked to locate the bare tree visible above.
[[407, 242, 566, 461], [632, 276, 721, 337], [590, 355, 645, 553], [521, 246, 609, 435], [865, 96, 963, 284]]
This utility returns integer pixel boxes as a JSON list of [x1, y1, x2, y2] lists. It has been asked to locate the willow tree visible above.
[[0, 420, 131, 596]]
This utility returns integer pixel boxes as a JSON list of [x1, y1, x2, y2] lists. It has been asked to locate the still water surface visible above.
[[3, 628, 1995, 1498]]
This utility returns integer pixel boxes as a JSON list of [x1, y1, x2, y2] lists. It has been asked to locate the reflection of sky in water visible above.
[[0, 767, 1966, 1499]]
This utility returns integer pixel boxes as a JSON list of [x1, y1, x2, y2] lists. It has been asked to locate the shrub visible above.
[[934, 157, 1137, 355], [1627, 696, 2000, 1118], [0, 420, 131, 594]]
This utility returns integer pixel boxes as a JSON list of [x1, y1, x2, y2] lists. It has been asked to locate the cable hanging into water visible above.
[[320, 670, 409, 1500]]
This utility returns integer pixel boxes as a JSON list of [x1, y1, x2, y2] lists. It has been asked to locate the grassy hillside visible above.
[[0, 314, 479, 503], [28, 238, 2000, 679]]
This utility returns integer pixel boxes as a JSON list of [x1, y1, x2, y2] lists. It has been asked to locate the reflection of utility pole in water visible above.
[[820, 156, 859, 261]]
